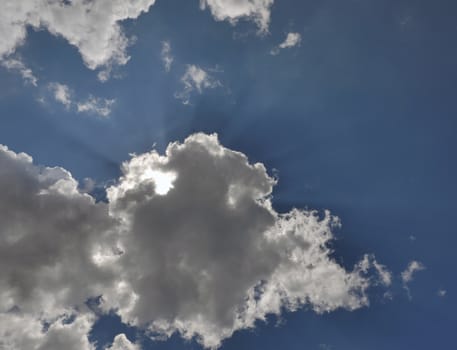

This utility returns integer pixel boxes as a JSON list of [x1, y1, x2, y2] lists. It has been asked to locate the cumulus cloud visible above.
[[0, 312, 96, 350], [105, 334, 139, 350], [161, 41, 174, 72], [0, 133, 391, 349], [0, 144, 116, 349], [0, 57, 38, 86], [0, 0, 156, 79], [200, 0, 274, 33], [270, 32, 301, 55], [101, 133, 382, 348], [175, 65, 222, 104], [47, 82, 115, 117]]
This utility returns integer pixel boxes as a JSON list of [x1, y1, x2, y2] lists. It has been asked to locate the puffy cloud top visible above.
[[200, 0, 274, 32], [0, 133, 390, 349]]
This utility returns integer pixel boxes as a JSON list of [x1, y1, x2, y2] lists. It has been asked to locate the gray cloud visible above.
[[102, 133, 377, 348], [0, 133, 390, 349], [0, 312, 96, 350], [0, 144, 116, 348]]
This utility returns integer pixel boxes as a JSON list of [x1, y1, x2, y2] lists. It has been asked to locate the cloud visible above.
[[101, 133, 378, 348], [175, 65, 222, 104], [76, 96, 116, 118], [161, 41, 174, 72], [0, 144, 117, 349], [0, 57, 38, 86], [105, 334, 139, 350], [401, 261, 425, 284], [0, 133, 391, 349], [437, 289, 447, 297], [47, 82, 115, 117], [48, 82, 72, 108], [401, 260, 425, 298], [200, 0, 274, 33], [0, 312, 96, 350], [373, 259, 392, 286], [0, 0, 156, 79], [270, 32, 301, 55]]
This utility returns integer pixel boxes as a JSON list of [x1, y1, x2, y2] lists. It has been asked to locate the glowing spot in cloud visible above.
[[142, 169, 177, 195]]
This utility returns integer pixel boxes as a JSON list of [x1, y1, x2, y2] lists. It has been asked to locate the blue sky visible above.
[[0, 0, 456, 349]]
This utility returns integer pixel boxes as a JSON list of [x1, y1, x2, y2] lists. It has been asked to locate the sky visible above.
[[0, 0, 456, 349]]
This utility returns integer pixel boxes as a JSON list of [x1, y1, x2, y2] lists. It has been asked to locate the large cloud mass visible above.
[[0, 144, 113, 349], [0, 133, 386, 349]]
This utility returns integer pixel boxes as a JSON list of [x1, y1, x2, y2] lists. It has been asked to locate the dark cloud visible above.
[[103, 133, 374, 348], [0, 134, 387, 349]]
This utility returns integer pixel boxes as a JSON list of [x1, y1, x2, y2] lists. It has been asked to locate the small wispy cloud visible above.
[[175, 65, 221, 104], [47, 82, 114, 117], [437, 289, 447, 297], [271, 32, 302, 55], [48, 82, 72, 108], [1, 58, 38, 86], [401, 260, 425, 299], [76, 96, 115, 118], [373, 260, 392, 286], [161, 41, 174, 72]]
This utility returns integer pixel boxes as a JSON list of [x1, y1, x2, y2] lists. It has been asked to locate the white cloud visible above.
[[200, 0, 274, 33], [47, 82, 115, 117], [0, 133, 393, 349], [401, 260, 425, 299], [1, 57, 37, 86], [48, 82, 72, 108], [0, 0, 156, 79], [105, 334, 140, 350], [161, 41, 174, 72], [373, 259, 392, 286], [270, 32, 301, 55], [279, 32, 301, 49], [175, 65, 222, 104], [437, 289, 447, 297], [77, 96, 115, 118], [401, 260, 425, 284]]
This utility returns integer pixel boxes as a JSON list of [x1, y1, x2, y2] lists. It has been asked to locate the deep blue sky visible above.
[[1, 0, 456, 349]]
